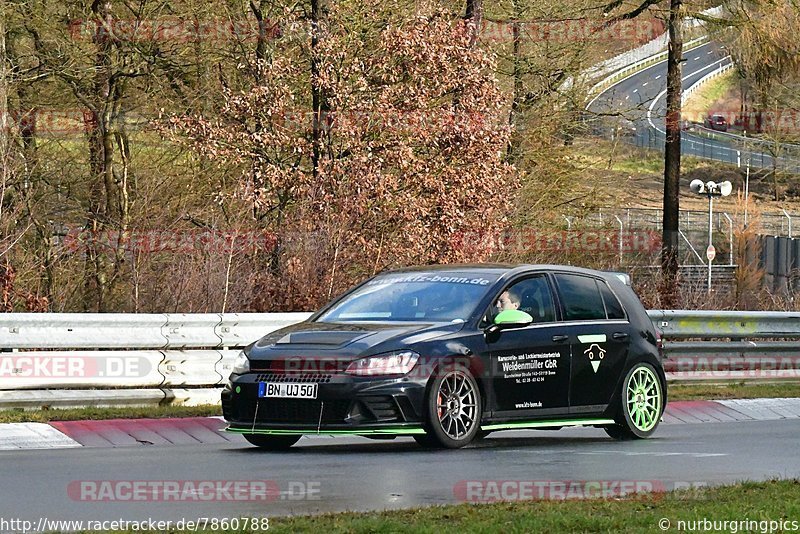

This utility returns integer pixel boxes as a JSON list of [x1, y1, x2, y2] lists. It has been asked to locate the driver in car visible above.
[[494, 290, 520, 313]]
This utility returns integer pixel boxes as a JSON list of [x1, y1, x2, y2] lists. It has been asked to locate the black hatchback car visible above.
[[222, 264, 666, 449]]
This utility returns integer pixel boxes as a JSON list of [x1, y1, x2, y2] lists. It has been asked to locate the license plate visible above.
[[258, 382, 318, 399]]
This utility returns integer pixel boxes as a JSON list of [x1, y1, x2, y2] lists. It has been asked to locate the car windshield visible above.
[[316, 272, 500, 323]]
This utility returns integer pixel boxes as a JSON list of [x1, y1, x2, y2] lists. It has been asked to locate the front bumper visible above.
[[221, 371, 428, 434]]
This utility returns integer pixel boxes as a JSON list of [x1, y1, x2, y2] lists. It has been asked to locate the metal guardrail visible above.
[[0, 312, 309, 349], [648, 309, 800, 338], [681, 61, 733, 106], [0, 313, 312, 408], [648, 310, 800, 383], [0, 310, 798, 409]]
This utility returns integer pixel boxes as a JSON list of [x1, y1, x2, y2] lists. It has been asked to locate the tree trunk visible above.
[[507, 0, 522, 160], [0, 0, 8, 195], [310, 0, 328, 181], [84, 0, 128, 312], [661, 0, 683, 306], [250, 0, 271, 79], [465, 0, 482, 46]]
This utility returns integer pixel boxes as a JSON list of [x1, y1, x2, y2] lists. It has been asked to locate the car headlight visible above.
[[232, 351, 250, 374], [345, 351, 420, 376]]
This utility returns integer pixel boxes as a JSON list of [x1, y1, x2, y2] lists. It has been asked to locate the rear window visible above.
[[598, 281, 626, 319]]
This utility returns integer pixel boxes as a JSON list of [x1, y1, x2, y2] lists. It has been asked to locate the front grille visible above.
[[248, 399, 351, 424], [250, 359, 349, 373], [254, 373, 332, 383]]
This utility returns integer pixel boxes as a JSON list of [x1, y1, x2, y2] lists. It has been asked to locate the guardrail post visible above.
[[723, 213, 734, 265], [783, 209, 793, 238]]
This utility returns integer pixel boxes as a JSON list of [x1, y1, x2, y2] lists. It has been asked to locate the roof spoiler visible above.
[[604, 271, 631, 286]]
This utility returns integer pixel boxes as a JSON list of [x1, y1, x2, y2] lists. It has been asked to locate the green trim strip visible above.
[[226, 426, 427, 436], [578, 334, 607, 343], [227, 418, 616, 436], [481, 418, 615, 431]]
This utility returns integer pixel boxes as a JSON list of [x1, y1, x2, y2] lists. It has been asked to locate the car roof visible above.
[[380, 263, 623, 280]]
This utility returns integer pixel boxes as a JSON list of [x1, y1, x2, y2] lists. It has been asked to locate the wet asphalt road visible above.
[[1, 418, 799, 524]]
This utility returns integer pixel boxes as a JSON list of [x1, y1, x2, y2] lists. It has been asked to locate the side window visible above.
[[494, 276, 556, 323], [554, 274, 606, 321], [599, 282, 626, 320]]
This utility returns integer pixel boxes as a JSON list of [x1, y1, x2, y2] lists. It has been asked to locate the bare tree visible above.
[[600, 0, 683, 304]]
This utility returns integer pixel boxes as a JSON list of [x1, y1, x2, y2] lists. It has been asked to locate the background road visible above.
[[2, 418, 799, 522], [588, 41, 800, 173]]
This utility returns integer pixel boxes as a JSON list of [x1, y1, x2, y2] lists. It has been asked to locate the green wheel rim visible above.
[[626, 365, 662, 432]]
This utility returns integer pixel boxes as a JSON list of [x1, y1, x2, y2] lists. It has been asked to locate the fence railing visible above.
[[1, 310, 798, 408], [582, 206, 800, 241]]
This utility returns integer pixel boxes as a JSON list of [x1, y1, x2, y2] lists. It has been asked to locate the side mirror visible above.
[[490, 309, 533, 330]]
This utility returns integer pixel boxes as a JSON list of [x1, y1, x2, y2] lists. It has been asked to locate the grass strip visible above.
[[86, 479, 800, 533], [0, 404, 222, 423]]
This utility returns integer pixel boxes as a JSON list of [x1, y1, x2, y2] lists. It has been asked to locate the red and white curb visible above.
[[1, 398, 799, 450]]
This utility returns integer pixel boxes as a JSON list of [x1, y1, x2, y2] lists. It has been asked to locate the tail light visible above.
[[655, 329, 664, 357]]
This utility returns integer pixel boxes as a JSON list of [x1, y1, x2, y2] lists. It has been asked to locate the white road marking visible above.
[[646, 57, 731, 134], [642, 82, 648, 87], [576, 451, 727, 458], [655, 75, 661, 80], [585, 42, 717, 111]]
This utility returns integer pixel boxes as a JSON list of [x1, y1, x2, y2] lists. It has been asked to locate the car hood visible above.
[[247, 320, 465, 370]]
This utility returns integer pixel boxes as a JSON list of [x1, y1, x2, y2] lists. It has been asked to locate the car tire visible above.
[[243, 434, 301, 450], [475, 429, 492, 440], [605, 362, 664, 440], [419, 364, 482, 449]]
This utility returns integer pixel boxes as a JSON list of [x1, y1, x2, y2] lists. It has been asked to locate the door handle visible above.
[[552, 335, 569, 343], [612, 332, 629, 340]]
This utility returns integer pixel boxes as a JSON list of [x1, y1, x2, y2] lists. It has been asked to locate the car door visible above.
[[552, 273, 631, 414], [485, 275, 571, 419]]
